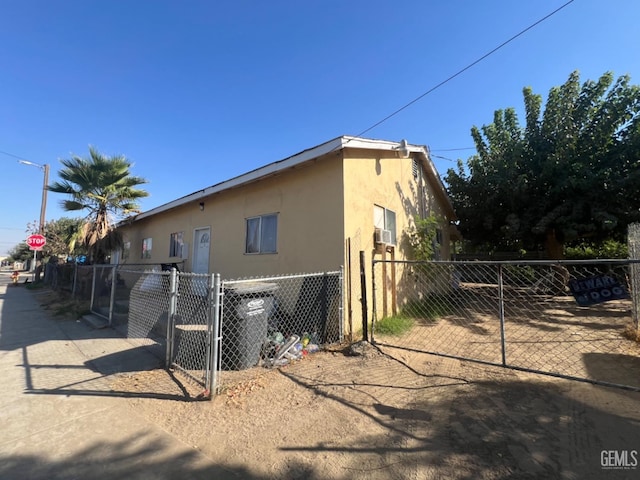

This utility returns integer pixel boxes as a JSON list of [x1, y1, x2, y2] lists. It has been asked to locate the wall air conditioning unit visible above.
[[374, 228, 392, 245]]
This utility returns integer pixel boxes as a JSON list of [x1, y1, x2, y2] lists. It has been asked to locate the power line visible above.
[[0, 149, 32, 162], [431, 147, 476, 152], [431, 155, 459, 162], [352, 0, 575, 139]]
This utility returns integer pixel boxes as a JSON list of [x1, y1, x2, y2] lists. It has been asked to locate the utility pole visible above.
[[39, 163, 49, 235], [18, 160, 49, 277]]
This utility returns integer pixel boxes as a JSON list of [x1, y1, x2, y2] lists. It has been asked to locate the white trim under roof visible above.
[[125, 136, 452, 223]]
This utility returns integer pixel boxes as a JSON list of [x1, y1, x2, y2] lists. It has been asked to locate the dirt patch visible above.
[[112, 343, 640, 479], [377, 290, 640, 390], [23, 280, 640, 477], [623, 323, 640, 342], [33, 288, 90, 320]]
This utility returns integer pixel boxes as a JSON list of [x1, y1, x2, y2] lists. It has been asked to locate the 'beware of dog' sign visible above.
[[569, 274, 630, 306]]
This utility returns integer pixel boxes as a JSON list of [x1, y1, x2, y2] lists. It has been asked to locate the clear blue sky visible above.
[[1, 0, 639, 255]]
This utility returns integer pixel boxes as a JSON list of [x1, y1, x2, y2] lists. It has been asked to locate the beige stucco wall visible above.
[[341, 148, 453, 337], [117, 145, 455, 341], [118, 153, 345, 279]]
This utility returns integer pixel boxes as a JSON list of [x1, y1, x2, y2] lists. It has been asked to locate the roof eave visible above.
[[121, 136, 457, 225]]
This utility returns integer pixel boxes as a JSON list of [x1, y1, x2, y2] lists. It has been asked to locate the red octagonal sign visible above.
[[26, 234, 46, 250]]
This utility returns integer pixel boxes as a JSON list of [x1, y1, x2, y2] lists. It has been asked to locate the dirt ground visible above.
[[109, 341, 640, 480], [31, 285, 640, 478], [376, 289, 640, 390]]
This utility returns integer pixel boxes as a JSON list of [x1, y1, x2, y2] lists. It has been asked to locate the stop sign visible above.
[[26, 234, 46, 250]]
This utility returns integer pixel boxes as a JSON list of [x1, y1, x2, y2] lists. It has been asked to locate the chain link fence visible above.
[[220, 270, 343, 372], [111, 267, 217, 392], [345, 232, 364, 342], [42, 261, 92, 299], [629, 223, 640, 330], [89, 265, 117, 321], [118, 267, 172, 361], [170, 272, 218, 389], [372, 259, 640, 390], [42, 264, 344, 398]]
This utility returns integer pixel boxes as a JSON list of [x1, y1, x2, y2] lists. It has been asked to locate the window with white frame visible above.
[[246, 213, 278, 254], [142, 237, 152, 259], [373, 205, 397, 245], [169, 231, 184, 258]]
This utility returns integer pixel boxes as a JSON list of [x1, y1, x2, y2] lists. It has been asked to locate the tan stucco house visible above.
[[116, 136, 457, 331]]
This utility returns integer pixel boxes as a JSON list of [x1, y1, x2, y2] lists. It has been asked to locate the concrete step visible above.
[[81, 313, 109, 329]]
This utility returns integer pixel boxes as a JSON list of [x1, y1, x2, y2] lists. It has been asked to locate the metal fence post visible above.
[[108, 265, 117, 326], [371, 260, 378, 343], [497, 264, 507, 366], [628, 224, 640, 333], [166, 268, 179, 368], [339, 265, 344, 343], [360, 251, 368, 342], [633, 260, 640, 334], [207, 273, 222, 396], [72, 262, 78, 298], [90, 264, 97, 314]]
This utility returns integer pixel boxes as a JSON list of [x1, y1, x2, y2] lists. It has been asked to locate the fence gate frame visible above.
[[166, 271, 221, 397], [371, 258, 640, 392], [69, 265, 344, 400], [89, 264, 118, 325]]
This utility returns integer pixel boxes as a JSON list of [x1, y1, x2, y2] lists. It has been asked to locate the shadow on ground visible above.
[[1, 283, 196, 401], [0, 432, 324, 480], [276, 348, 640, 480]]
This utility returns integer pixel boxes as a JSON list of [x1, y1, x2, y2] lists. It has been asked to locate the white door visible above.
[[192, 227, 211, 275], [192, 227, 211, 295]]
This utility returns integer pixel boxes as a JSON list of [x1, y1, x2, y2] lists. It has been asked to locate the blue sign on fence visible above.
[[568, 274, 630, 306]]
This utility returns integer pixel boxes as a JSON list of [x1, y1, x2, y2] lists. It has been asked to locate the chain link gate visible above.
[[120, 267, 171, 360], [166, 269, 343, 395], [89, 264, 118, 324], [122, 268, 220, 396], [166, 271, 221, 395], [372, 259, 640, 391], [82, 266, 343, 399]]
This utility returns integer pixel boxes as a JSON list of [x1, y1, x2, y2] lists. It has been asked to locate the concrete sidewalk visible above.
[[0, 276, 238, 480]]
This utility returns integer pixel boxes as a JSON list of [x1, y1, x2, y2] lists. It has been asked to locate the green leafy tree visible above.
[[41, 217, 87, 259], [47, 147, 148, 263], [564, 239, 628, 259], [446, 71, 640, 258], [408, 214, 441, 261], [406, 214, 445, 284], [7, 242, 32, 263]]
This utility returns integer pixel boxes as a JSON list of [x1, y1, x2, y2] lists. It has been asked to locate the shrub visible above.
[[374, 316, 414, 336], [565, 240, 628, 259], [376, 295, 455, 335]]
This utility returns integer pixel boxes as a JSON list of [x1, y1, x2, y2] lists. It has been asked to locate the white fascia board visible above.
[[416, 148, 457, 221], [124, 136, 442, 224], [341, 136, 428, 156], [128, 137, 346, 223]]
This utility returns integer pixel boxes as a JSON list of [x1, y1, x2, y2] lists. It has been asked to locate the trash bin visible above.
[[221, 282, 279, 370], [160, 263, 180, 272]]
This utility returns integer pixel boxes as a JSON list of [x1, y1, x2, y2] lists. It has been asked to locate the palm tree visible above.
[[48, 147, 148, 263]]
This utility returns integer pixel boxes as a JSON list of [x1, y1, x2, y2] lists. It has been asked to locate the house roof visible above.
[[126, 136, 456, 223]]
